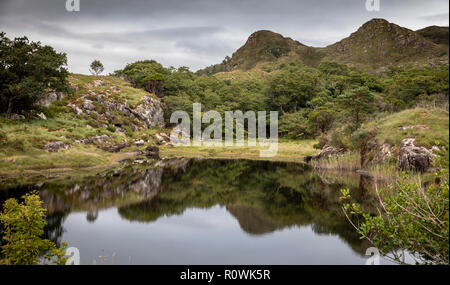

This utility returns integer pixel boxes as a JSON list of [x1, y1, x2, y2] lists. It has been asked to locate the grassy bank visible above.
[[159, 139, 319, 162], [363, 107, 449, 149], [0, 74, 166, 177]]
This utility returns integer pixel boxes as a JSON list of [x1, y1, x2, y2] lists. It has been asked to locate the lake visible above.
[[0, 158, 393, 265]]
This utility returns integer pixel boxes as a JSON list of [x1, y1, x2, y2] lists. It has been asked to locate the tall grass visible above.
[[310, 152, 361, 171], [310, 151, 434, 186]]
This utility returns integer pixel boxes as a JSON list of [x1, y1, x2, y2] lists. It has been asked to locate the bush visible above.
[[330, 131, 347, 150], [341, 169, 449, 265], [0, 129, 7, 146], [0, 192, 68, 265], [0, 32, 69, 115]]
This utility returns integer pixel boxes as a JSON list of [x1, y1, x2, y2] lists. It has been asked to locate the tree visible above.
[[308, 105, 337, 134], [338, 86, 376, 127], [0, 192, 68, 265], [0, 33, 69, 116], [349, 128, 378, 168], [90, 59, 104, 75], [142, 73, 165, 97], [279, 110, 311, 138], [268, 66, 320, 113]]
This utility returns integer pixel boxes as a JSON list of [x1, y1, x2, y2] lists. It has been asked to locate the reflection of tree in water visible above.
[[44, 211, 69, 247], [86, 210, 99, 223], [118, 159, 379, 255], [1, 158, 380, 256]]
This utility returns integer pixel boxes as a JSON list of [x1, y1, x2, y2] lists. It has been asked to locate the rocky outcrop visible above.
[[71, 89, 165, 129], [8, 113, 25, 120], [139, 146, 160, 159], [99, 143, 129, 153], [35, 91, 67, 108], [154, 157, 190, 173], [304, 146, 345, 162], [125, 96, 165, 128], [68, 103, 83, 115], [398, 138, 436, 172], [36, 112, 47, 120], [44, 141, 71, 152], [372, 143, 393, 164], [74, 134, 111, 145]]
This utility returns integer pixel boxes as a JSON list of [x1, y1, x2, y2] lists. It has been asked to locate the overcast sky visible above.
[[0, 0, 448, 74]]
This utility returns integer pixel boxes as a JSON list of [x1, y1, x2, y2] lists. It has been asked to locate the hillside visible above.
[[198, 18, 448, 74], [360, 108, 449, 168], [363, 108, 449, 149], [324, 19, 448, 71], [224, 30, 323, 70], [416, 26, 449, 46], [0, 75, 168, 177]]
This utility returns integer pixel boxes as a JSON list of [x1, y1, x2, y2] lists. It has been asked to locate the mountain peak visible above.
[[362, 18, 390, 26], [221, 29, 309, 70], [197, 19, 448, 75], [416, 26, 449, 45], [324, 18, 448, 70]]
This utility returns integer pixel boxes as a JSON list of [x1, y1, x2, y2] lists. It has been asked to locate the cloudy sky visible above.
[[0, 0, 448, 74]]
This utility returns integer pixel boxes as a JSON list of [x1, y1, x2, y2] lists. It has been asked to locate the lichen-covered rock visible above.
[[304, 145, 345, 163], [36, 112, 47, 120], [44, 141, 71, 152], [134, 139, 145, 146], [316, 146, 345, 159], [68, 103, 83, 115], [68, 80, 165, 130], [35, 91, 67, 108], [140, 146, 160, 159], [9, 113, 25, 120], [82, 99, 95, 110], [75, 134, 111, 145], [93, 80, 106, 87], [126, 96, 165, 128], [398, 138, 436, 172], [100, 143, 128, 153], [373, 143, 393, 164]]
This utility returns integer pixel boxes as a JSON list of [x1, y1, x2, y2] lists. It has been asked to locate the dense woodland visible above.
[[113, 59, 449, 148]]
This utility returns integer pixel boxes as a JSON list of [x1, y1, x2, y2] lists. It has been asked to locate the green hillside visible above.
[[0, 75, 166, 176], [363, 108, 449, 149]]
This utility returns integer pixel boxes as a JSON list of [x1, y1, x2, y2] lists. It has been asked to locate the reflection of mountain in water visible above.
[[0, 158, 378, 255]]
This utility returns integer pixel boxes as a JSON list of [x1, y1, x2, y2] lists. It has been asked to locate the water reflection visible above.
[[0, 158, 380, 264]]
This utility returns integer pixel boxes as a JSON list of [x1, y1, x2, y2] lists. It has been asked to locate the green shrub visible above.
[[330, 131, 347, 149], [0, 192, 68, 265], [341, 169, 449, 265], [107, 124, 116, 133], [0, 130, 7, 146]]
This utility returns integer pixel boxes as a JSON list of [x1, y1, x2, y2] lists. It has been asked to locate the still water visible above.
[[1, 158, 391, 265]]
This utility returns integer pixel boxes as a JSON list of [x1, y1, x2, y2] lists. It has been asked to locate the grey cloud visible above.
[[419, 13, 450, 22], [0, 0, 448, 74]]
